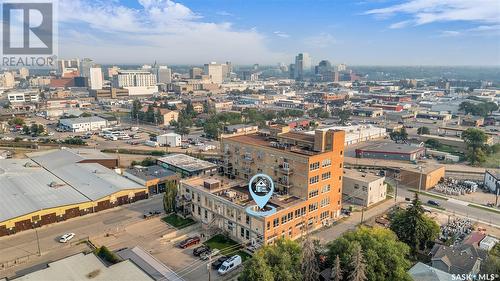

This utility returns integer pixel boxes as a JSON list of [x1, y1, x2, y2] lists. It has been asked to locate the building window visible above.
[[308, 189, 319, 198], [309, 175, 319, 184], [320, 197, 330, 207], [267, 221, 270, 230], [204, 209, 208, 219], [309, 162, 320, 171], [339, 163, 342, 168], [246, 215, 250, 225], [241, 227, 245, 237], [322, 159, 331, 167], [322, 172, 331, 180], [320, 211, 329, 220], [309, 202, 318, 212], [273, 218, 279, 227], [322, 184, 331, 193]]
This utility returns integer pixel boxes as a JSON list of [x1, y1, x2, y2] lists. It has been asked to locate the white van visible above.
[[217, 255, 242, 275]]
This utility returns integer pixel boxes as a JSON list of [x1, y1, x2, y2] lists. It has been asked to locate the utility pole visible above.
[[207, 255, 211, 281], [418, 166, 423, 193], [35, 228, 41, 256]]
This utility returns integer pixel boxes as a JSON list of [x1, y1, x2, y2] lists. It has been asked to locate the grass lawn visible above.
[[468, 204, 500, 214], [408, 189, 449, 200], [204, 234, 252, 262], [162, 214, 195, 229], [482, 151, 500, 168]]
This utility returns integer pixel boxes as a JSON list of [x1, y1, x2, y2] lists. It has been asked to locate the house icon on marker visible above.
[[255, 178, 269, 193]]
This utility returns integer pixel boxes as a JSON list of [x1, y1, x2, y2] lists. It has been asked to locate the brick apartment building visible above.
[[179, 125, 345, 245]]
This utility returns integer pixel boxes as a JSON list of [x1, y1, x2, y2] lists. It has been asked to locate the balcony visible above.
[[274, 165, 294, 174]]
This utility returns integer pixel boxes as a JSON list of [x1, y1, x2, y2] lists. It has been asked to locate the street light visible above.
[[417, 166, 423, 193]]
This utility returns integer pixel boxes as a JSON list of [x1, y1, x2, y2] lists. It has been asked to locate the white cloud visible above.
[[366, 0, 500, 30], [56, 0, 283, 64], [216, 11, 233, 17], [305, 33, 336, 48], [440, 30, 462, 37], [273, 31, 290, 38]]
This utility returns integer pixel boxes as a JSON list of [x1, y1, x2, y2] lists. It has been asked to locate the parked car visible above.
[[179, 236, 201, 248], [211, 256, 229, 270], [427, 200, 440, 206], [200, 249, 220, 260], [143, 210, 161, 219], [59, 233, 75, 243], [193, 245, 210, 256], [405, 197, 411, 201], [218, 255, 242, 275]]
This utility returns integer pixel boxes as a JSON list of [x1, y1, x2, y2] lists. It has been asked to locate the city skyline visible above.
[[57, 0, 500, 66]]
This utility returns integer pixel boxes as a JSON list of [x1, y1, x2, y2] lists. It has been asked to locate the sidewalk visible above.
[[314, 199, 398, 243]]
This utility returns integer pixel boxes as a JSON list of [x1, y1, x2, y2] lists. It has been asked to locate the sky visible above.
[[56, 0, 500, 65]]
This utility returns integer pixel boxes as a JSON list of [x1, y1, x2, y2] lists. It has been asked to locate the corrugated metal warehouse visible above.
[[0, 149, 148, 237]]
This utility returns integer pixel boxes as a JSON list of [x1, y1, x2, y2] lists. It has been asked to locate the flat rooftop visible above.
[[182, 176, 303, 210], [158, 154, 217, 172], [7, 253, 154, 281], [226, 133, 319, 156], [343, 169, 383, 183], [0, 159, 89, 223], [125, 165, 178, 181], [356, 142, 424, 154]]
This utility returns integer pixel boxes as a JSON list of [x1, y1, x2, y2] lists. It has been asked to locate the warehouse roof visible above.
[[59, 116, 107, 125], [8, 253, 154, 281], [125, 165, 178, 182], [0, 159, 89, 223], [30, 148, 115, 170], [356, 142, 424, 154], [158, 154, 217, 172], [51, 163, 143, 201], [0, 149, 143, 223]]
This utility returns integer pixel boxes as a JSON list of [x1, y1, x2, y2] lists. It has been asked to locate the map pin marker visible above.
[[249, 174, 274, 209]]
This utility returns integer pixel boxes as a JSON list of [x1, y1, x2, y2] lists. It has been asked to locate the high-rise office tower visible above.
[[204, 62, 224, 84], [57, 59, 80, 75], [294, 53, 311, 81], [89, 67, 103, 90], [156, 66, 172, 84], [190, 67, 203, 79], [80, 58, 94, 78]]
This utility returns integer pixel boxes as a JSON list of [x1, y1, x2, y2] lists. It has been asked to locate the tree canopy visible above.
[[462, 128, 488, 165], [326, 226, 412, 281], [389, 193, 440, 255], [417, 126, 430, 135], [239, 239, 303, 281], [459, 101, 498, 117]]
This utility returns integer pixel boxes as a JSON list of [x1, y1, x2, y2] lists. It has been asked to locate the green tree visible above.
[[331, 255, 342, 281], [417, 126, 430, 135], [308, 107, 330, 118], [240, 239, 302, 281], [389, 127, 408, 143], [163, 181, 177, 213], [326, 226, 412, 281], [131, 99, 142, 119], [462, 128, 488, 165], [425, 139, 441, 149], [22, 125, 30, 134], [389, 193, 440, 255], [301, 236, 319, 281], [481, 243, 500, 275], [332, 108, 352, 125], [348, 244, 367, 281], [81, 112, 92, 117], [8, 117, 25, 126], [239, 253, 274, 281]]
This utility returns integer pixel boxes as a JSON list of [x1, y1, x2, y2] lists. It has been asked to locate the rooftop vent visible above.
[[49, 181, 65, 188]]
